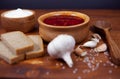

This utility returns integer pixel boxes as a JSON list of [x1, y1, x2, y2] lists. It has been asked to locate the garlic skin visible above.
[[47, 34, 75, 68], [82, 38, 99, 48], [94, 43, 107, 53]]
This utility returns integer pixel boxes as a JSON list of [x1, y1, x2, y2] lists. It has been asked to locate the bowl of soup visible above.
[[38, 11, 90, 43]]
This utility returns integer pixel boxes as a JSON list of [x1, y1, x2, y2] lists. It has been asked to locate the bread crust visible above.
[[1, 31, 34, 55], [0, 41, 24, 64], [26, 35, 44, 59]]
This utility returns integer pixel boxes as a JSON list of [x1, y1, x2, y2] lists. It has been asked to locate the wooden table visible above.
[[0, 9, 120, 79]]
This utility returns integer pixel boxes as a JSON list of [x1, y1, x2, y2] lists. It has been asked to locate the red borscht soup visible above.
[[43, 15, 84, 26]]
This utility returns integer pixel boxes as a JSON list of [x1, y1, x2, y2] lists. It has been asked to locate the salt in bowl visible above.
[[1, 8, 36, 33]]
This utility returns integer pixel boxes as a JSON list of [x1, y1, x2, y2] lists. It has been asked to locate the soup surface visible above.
[[43, 15, 84, 26]]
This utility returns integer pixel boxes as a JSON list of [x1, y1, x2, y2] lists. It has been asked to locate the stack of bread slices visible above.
[[0, 31, 44, 64]]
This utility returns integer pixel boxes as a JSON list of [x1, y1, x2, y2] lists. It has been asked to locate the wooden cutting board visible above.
[[0, 10, 120, 79]]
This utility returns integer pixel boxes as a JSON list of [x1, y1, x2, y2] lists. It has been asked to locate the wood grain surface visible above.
[[0, 9, 120, 79]]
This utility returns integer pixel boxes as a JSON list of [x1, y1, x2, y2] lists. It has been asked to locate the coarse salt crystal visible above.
[[77, 76, 82, 79], [4, 8, 33, 18], [92, 68, 95, 71], [62, 66, 66, 69], [106, 61, 111, 64], [106, 60, 115, 66], [104, 52, 109, 56], [83, 57, 89, 63], [93, 63, 100, 71], [87, 62, 92, 68], [110, 63, 114, 67], [114, 65, 118, 68], [103, 63, 106, 66], [108, 70, 112, 74], [99, 60, 102, 63], [90, 49, 94, 52], [109, 57, 112, 60], [60, 63, 63, 66], [76, 58, 79, 61], [46, 71, 50, 75], [74, 68, 78, 71], [73, 68, 78, 74], [95, 53, 99, 56], [56, 63, 59, 66], [82, 69, 90, 74], [91, 60, 95, 64]]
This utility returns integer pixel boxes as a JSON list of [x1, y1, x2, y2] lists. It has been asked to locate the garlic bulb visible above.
[[82, 38, 99, 48], [94, 43, 107, 53], [47, 34, 75, 68]]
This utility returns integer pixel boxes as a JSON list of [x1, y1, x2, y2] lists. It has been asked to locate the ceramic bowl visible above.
[[1, 9, 36, 33], [38, 11, 90, 43]]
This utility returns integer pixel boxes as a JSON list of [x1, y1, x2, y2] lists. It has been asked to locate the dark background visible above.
[[0, 0, 120, 9]]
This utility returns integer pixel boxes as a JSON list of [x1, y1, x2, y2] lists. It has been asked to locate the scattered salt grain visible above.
[[87, 62, 92, 68], [106, 60, 111, 64], [99, 60, 102, 63], [56, 63, 59, 66], [4, 8, 33, 18], [46, 71, 50, 75], [16, 69, 23, 74], [104, 52, 109, 56], [114, 65, 118, 68], [108, 77, 112, 79], [109, 57, 112, 60], [92, 68, 95, 71], [95, 60, 98, 62], [73, 68, 78, 74], [83, 57, 89, 63], [93, 63, 100, 71], [89, 49, 94, 52], [91, 60, 95, 64], [82, 69, 91, 74], [62, 66, 66, 69], [108, 70, 112, 74], [110, 63, 114, 67], [103, 63, 106, 66], [106, 60, 115, 67], [77, 76, 82, 79], [60, 63, 63, 66], [76, 58, 79, 62], [94, 53, 99, 57]]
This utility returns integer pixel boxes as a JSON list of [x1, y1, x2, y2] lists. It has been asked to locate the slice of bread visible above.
[[26, 35, 44, 59], [0, 31, 34, 55], [0, 41, 24, 64]]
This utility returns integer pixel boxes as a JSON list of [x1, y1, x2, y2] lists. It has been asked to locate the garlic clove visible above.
[[62, 52, 73, 68], [92, 33, 101, 40], [82, 38, 100, 48], [94, 43, 107, 53], [75, 45, 87, 57], [81, 51, 87, 57], [91, 38, 99, 43], [82, 41, 97, 48]]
